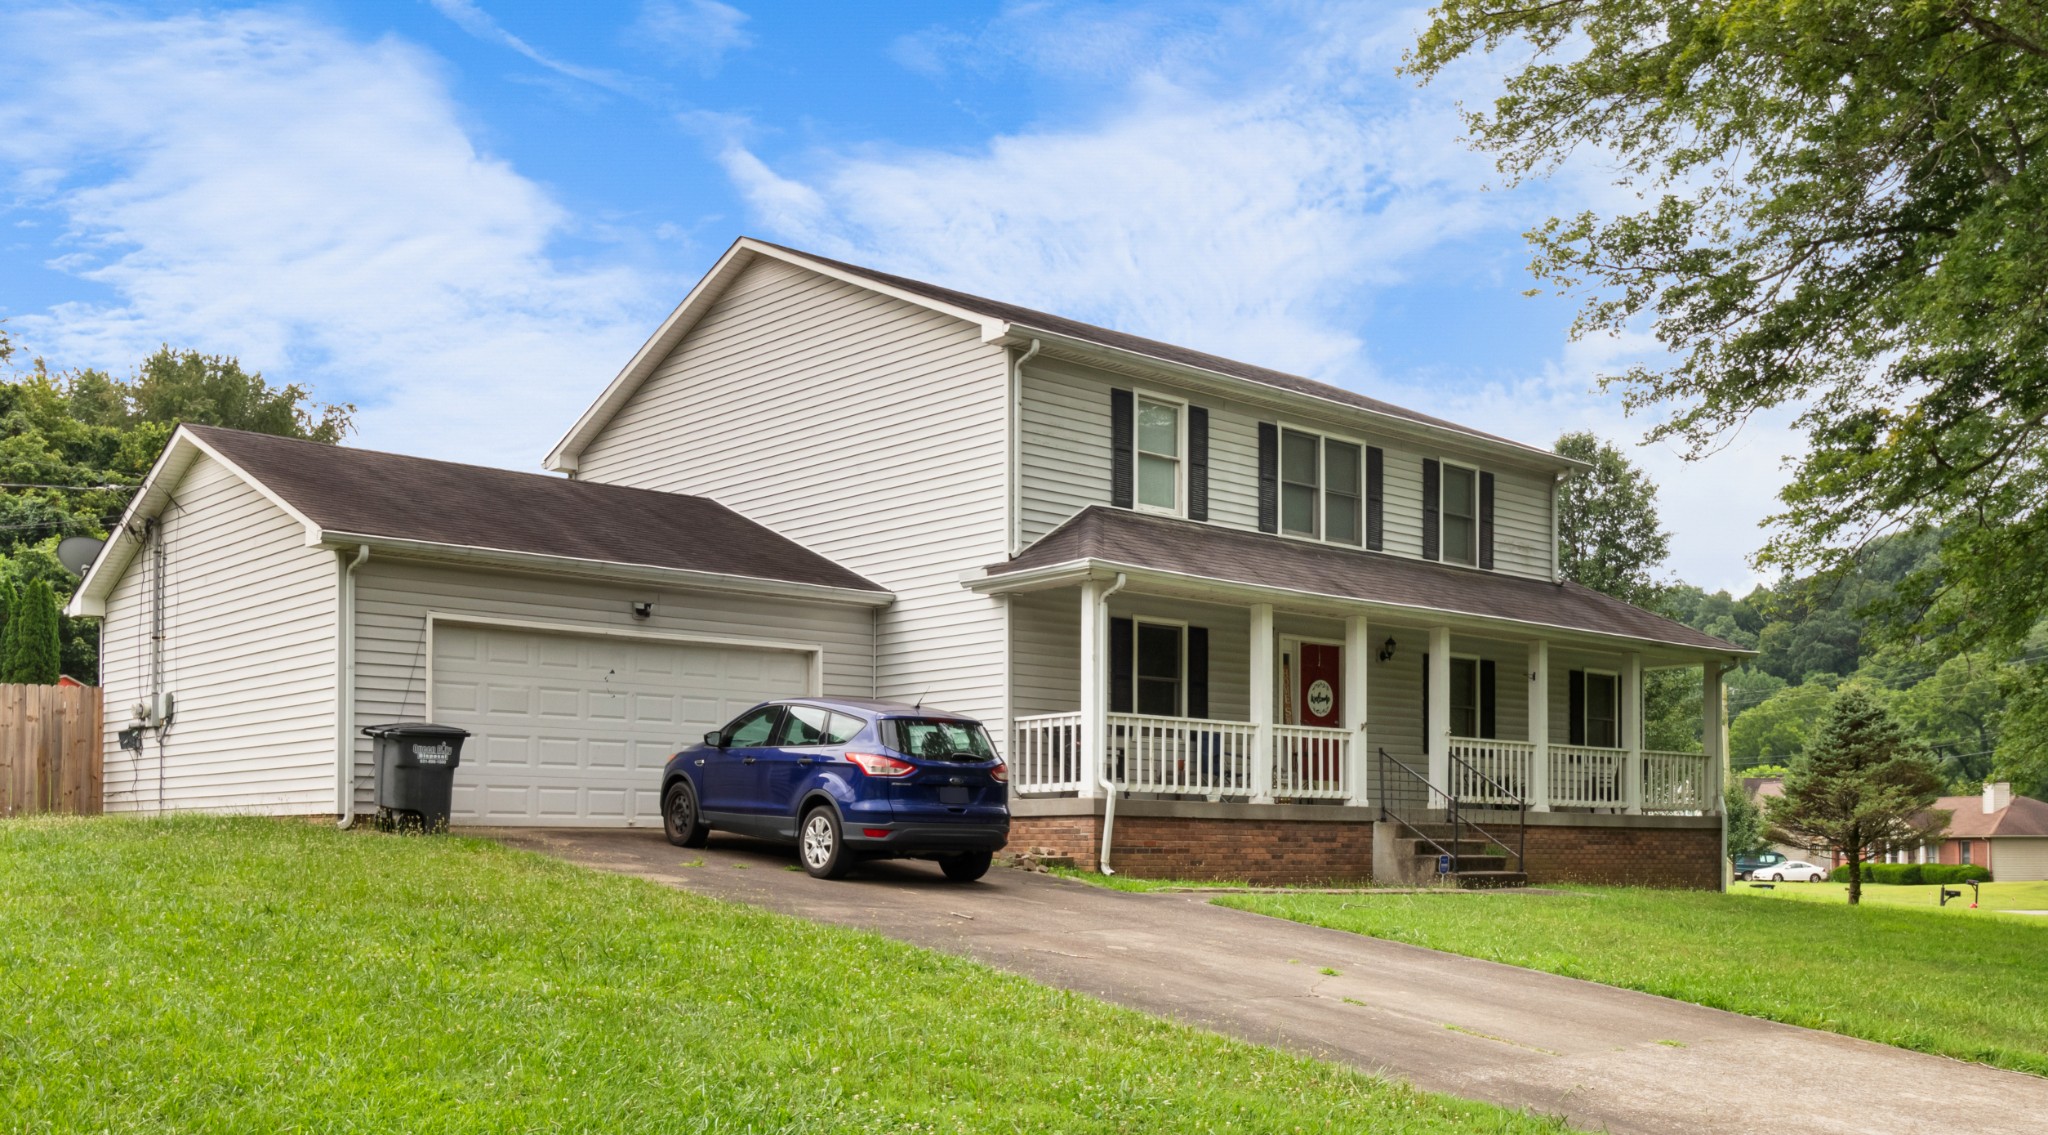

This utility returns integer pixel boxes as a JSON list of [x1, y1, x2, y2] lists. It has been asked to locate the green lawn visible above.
[[0, 817, 1572, 1134], [1731, 878, 2048, 917], [1218, 886, 2048, 1078]]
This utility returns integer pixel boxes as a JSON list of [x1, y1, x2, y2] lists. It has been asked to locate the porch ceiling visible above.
[[972, 506, 1752, 664]]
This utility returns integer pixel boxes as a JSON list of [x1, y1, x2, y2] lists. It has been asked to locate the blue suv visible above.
[[660, 698, 1010, 881]]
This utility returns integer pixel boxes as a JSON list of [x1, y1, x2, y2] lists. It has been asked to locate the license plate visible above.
[[939, 786, 970, 805]]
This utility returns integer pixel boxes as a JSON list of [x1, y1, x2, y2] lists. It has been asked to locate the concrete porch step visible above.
[[1448, 870, 1529, 889]]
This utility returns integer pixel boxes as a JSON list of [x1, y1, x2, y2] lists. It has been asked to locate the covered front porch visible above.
[[1000, 580, 1726, 817]]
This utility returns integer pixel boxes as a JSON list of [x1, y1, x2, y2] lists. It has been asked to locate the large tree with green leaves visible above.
[[1554, 431, 1670, 609], [1767, 687, 1947, 904], [1408, 4, 2048, 668]]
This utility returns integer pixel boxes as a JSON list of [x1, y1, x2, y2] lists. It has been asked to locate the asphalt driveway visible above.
[[478, 826, 2048, 1135]]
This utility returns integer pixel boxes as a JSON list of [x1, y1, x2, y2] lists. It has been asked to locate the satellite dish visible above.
[[56, 536, 106, 578]]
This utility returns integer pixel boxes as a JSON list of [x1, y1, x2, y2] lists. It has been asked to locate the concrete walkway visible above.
[[480, 827, 2048, 1135]]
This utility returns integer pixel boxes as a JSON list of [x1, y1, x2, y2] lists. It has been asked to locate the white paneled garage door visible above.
[[433, 622, 813, 826]]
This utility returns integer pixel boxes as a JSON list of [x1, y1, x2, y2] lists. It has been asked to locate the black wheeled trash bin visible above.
[[362, 723, 470, 832]]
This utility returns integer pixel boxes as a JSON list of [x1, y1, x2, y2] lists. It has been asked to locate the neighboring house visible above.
[[1739, 776, 1811, 867], [1744, 778, 2048, 881], [70, 237, 1750, 886]]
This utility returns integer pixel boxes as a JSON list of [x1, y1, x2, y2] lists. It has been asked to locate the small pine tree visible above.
[[1766, 687, 1947, 904], [13, 581, 60, 685], [1723, 785, 1767, 863], [0, 583, 17, 683]]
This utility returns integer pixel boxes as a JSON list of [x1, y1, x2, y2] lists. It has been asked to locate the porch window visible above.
[[1135, 622, 1184, 716], [1582, 670, 1618, 748], [1137, 397, 1182, 512], [1441, 462, 1478, 565], [1280, 429, 1319, 536], [1450, 657, 1480, 738]]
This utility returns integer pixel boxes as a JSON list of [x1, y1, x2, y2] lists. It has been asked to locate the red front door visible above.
[[1297, 643, 1342, 727]]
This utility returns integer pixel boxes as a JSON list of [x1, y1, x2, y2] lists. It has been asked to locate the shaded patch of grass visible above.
[[0, 816, 1576, 1133], [1046, 867, 1379, 893], [1219, 887, 2048, 1077]]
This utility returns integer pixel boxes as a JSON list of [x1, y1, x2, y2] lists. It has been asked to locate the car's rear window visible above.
[[883, 718, 995, 763]]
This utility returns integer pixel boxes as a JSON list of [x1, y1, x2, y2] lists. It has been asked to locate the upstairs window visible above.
[[1441, 461, 1478, 565], [1279, 430, 1364, 545], [1136, 397, 1182, 512]]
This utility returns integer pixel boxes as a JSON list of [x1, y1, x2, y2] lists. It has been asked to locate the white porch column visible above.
[[1344, 614, 1370, 806], [1703, 662, 1726, 814], [1249, 603, 1276, 803], [1077, 580, 1108, 799], [1624, 651, 1644, 813], [1427, 625, 1452, 804], [1528, 639, 1551, 812]]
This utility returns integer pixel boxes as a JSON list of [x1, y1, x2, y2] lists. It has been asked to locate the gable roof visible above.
[[546, 237, 1579, 474], [977, 505, 1748, 656], [70, 425, 887, 616], [1936, 793, 2048, 839]]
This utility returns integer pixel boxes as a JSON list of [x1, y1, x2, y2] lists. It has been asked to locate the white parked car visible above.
[[1760, 860, 1830, 882]]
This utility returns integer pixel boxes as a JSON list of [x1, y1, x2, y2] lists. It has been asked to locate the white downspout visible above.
[[335, 544, 370, 828], [1096, 571, 1129, 874], [1008, 338, 1041, 556]]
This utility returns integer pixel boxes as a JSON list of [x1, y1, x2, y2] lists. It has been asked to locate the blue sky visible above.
[[0, 1, 1798, 592]]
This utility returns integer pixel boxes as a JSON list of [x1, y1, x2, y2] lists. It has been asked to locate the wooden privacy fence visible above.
[[0, 684, 104, 817]]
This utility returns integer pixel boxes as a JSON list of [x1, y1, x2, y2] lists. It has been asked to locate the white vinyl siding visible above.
[[572, 257, 1012, 742], [98, 452, 337, 814], [1007, 590, 1251, 722], [347, 557, 875, 814], [1016, 354, 1558, 580]]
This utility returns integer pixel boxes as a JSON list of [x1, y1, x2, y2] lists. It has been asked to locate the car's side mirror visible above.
[[704, 730, 725, 748]]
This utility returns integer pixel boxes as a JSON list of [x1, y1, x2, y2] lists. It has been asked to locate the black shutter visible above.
[[1109, 617, 1134, 714], [1110, 389, 1135, 509], [1188, 406, 1210, 521], [1256, 422, 1279, 533], [1479, 471, 1496, 570], [1421, 651, 1430, 754], [1187, 626, 1209, 719], [1365, 445, 1385, 551], [1480, 659, 1497, 740], [1568, 670, 1586, 746], [1421, 459, 1441, 561]]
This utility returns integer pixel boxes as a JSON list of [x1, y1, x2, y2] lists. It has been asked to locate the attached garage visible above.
[[1993, 837, 2048, 882], [72, 424, 891, 824], [431, 621, 813, 826]]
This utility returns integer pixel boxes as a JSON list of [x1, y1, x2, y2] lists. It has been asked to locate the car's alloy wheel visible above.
[[799, 807, 851, 879], [663, 781, 708, 849]]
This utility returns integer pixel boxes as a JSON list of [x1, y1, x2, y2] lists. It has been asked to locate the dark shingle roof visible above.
[[754, 240, 1551, 459], [187, 425, 883, 594], [988, 506, 1745, 653]]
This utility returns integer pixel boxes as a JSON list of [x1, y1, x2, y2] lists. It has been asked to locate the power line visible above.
[[0, 482, 138, 491]]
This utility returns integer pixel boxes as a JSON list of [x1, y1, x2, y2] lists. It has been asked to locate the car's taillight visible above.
[[844, 751, 916, 777], [989, 761, 1008, 784]]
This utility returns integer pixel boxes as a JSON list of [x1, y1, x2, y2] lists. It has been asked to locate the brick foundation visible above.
[[1011, 803, 1722, 889]]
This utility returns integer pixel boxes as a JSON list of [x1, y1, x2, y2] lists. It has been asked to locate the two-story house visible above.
[[71, 237, 1748, 886]]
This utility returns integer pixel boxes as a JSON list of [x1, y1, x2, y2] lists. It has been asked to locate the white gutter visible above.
[[335, 544, 369, 828], [1096, 571, 1129, 875], [1008, 338, 1041, 555], [317, 532, 894, 608]]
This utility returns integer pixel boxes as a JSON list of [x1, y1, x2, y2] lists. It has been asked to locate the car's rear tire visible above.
[[799, 805, 853, 879], [940, 849, 993, 883], [663, 780, 708, 848], [1809, 873, 1825, 883]]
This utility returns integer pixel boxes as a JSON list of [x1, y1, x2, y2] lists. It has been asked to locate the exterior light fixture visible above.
[[631, 601, 653, 620], [1378, 636, 1397, 662]]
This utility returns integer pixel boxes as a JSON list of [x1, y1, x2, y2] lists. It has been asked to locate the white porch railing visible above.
[[1642, 749, 1710, 813], [1447, 737, 1534, 806], [1271, 724, 1351, 800], [1108, 713, 1258, 797], [1548, 744, 1628, 808], [1011, 712, 1084, 794]]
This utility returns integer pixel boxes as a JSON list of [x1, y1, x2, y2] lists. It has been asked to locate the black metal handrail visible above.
[[1442, 746, 1527, 876], [1375, 746, 1527, 878], [1374, 748, 1461, 867]]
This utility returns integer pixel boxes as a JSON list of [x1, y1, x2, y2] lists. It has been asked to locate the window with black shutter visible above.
[[1187, 406, 1210, 521], [1257, 422, 1279, 532], [1365, 445, 1384, 550], [1110, 390, 1135, 509], [1478, 471, 1496, 570], [1421, 459, 1441, 560]]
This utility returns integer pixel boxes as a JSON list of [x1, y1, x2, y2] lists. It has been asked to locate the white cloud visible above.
[[0, 6, 660, 467], [630, 0, 753, 75], [719, 1, 1799, 591], [427, 0, 643, 96]]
